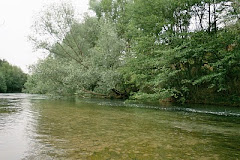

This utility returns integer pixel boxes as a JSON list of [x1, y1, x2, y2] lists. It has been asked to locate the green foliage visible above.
[[121, 21, 240, 103], [26, 7, 125, 97], [0, 59, 27, 93], [117, 0, 240, 103], [26, 0, 240, 105], [0, 72, 7, 93]]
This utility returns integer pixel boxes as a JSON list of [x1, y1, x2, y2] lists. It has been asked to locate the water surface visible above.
[[0, 93, 239, 159]]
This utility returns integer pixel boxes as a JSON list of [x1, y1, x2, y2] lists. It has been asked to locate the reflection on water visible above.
[[0, 94, 240, 159], [0, 94, 41, 159]]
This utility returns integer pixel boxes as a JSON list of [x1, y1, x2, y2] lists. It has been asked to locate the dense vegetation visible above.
[[0, 59, 27, 93], [25, 0, 240, 105]]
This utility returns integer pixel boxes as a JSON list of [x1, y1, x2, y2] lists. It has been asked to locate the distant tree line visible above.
[[25, 0, 240, 105], [0, 59, 27, 93]]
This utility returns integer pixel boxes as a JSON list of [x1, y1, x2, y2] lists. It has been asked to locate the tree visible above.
[[0, 72, 7, 93], [27, 0, 240, 105], [26, 3, 126, 98], [116, 0, 240, 103], [0, 59, 27, 93], [29, 2, 87, 67]]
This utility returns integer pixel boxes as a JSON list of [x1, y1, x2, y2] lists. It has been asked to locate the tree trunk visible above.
[[208, 1, 211, 33]]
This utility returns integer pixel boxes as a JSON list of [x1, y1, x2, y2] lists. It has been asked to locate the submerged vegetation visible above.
[[25, 0, 240, 105], [0, 59, 27, 93]]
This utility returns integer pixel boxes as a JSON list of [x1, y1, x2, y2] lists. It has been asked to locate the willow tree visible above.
[[29, 2, 87, 66], [26, 2, 126, 97]]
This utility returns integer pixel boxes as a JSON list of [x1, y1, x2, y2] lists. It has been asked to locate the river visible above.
[[0, 93, 239, 159]]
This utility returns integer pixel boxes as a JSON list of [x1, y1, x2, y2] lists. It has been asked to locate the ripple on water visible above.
[[1, 95, 240, 159], [0, 93, 48, 160], [81, 99, 240, 117]]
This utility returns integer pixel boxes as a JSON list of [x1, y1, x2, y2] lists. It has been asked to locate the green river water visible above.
[[0, 93, 239, 159]]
